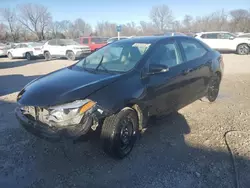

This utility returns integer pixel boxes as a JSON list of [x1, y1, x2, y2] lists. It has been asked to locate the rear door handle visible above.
[[182, 68, 192, 75]]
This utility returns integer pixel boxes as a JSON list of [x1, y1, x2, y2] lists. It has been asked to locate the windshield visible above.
[[91, 37, 107, 44], [28, 43, 43, 47], [74, 41, 152, 73], [58, 39, 79, 45]]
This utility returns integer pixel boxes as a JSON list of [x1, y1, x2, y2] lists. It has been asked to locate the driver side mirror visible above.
[[148, 64, 169, 75], [229, 36, 234, 40]]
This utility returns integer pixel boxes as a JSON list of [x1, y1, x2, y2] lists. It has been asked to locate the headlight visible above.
[[41, 99, 96, 126]]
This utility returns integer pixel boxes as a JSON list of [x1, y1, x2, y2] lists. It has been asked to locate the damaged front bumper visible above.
[[15, 107, 102, 142]]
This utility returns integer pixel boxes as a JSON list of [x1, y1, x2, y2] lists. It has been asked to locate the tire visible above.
[[26, 52, 32, 60], [201, 73, 221, 103], [66, 51, 76, 61], [101, 107, 139, 159], [44, 51, 52, 61], [8, 52, 13, 60], [236, 44, 249, 55]]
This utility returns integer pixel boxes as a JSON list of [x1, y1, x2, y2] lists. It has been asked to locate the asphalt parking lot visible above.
[[0, 54, 250, 188]]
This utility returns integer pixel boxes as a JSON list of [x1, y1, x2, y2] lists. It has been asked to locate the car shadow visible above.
[[0, 74, 41, 96], [1, 110, 247, 188], [0, 58, 45, 69]]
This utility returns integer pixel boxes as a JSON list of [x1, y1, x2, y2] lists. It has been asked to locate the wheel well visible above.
[[126, 104, 144, 131], [215, 71, 221, 81], [43, 50, 49, 55], [66, 50, 73, 54], [237, 43, 249, 49]]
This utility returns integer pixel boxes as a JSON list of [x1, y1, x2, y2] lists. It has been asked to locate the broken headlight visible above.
[[41, 99, 96, 126]]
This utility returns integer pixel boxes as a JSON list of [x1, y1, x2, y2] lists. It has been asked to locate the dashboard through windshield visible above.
[[74, 41, 152, 73]]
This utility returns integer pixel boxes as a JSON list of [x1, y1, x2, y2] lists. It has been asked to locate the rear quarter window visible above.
[[48, 40, 57, 46]]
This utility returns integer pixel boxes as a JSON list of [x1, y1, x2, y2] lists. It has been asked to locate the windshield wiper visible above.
[[95, 55, 111, 73]]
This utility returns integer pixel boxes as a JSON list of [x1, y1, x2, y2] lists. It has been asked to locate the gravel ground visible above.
[[0, 54, 250, 188]]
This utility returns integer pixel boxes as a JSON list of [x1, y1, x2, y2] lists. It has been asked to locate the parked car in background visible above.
[[42, 39, 91, 61], [107, 36, 131, 44], [7, 42, 44, 60], [0, 43, 8, 56], [16, 36, 224, 159], [195, 31, 250, 55], [237, 33, 250, 38], [164, 32, 186, 36], [76, 37, 108, 52]]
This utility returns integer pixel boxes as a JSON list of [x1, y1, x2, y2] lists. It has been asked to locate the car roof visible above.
[[197, 31, 230, 34], [113, 35, 192, 44]]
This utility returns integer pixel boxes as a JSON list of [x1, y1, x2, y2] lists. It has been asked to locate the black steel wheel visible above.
[[206, 74, 221, 102], [101, 107, 138, 159]]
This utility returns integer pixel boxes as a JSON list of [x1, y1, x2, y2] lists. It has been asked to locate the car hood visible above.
[[17, 67, 122, 106]]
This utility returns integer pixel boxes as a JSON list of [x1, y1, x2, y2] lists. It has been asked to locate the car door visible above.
[[177, 37, 212, 104], [13, 44, 25, 57], [55, 39, 66, 55], [21, 44, 30, 56], [144, 39, 194, 116], [217, 33, 236, 50], [47, 39, 59, 55]]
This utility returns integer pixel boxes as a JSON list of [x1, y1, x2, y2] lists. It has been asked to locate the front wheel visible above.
[[26, 52, 32, 60], [66, 51, 76, 61], [8, 52, 13, 59], [236, 44, 249, 55], [101, 107, 139, 159], [44, 51, 52, 61]]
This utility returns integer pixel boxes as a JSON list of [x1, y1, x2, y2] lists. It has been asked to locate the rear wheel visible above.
[[236, 44, 249, 55], [8, 52, 13, 59], [44, 51, 52, 61], [66, 51, 76, 61], [26, 52, 32, 60], [202, 74, 221, 102], [101, 107, 139, 159]]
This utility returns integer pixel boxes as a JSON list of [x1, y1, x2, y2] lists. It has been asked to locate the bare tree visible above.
[[121, 22, 139, 36], [73, 18, 92, 38], [182, 15, 193, 31], [96, 21, 116, 37], [0, 8, 21, 42], [229, 9, 250, 32], [0, 23, 8, 41], [150, 5, 174, 32], [139, 21, 157, 35], [17, 3, 52, 40], [172, 20, 182, 32]]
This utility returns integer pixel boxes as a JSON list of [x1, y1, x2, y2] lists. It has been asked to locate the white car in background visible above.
[[7, 42, 44, 60], [42, 39, 91, 61], [195, 31, 250, 55]]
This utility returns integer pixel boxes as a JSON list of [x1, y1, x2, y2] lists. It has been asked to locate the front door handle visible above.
[[182, 68, 192, 75]]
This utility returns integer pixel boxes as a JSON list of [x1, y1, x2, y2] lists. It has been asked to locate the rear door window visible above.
[[82, 38, 89, 44], [149, 40, 183, 68], [48, 40, 57, 46], [179, 38, 208, 61], [205, 33, 218, 39]]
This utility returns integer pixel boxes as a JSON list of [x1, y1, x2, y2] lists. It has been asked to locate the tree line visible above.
[[0, 4, 250, 42]]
